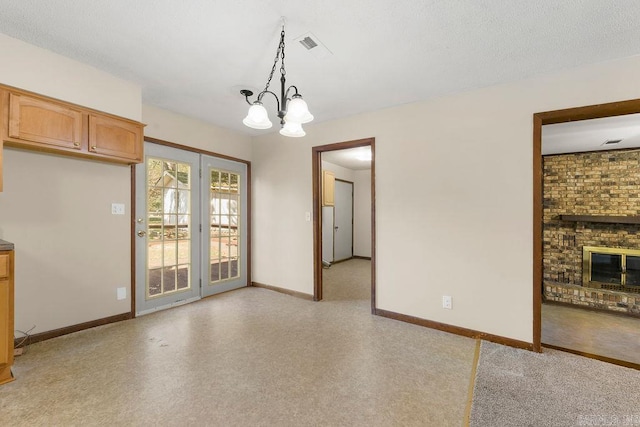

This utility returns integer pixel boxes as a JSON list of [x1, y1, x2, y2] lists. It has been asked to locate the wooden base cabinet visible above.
[[0, 250, 14, 385]]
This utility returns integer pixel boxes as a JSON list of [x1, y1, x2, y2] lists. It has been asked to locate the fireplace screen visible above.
[[583, 246, 640, 291]]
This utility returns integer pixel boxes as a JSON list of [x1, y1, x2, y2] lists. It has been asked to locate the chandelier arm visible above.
[[256, 90, 281, 112], [284, 85, 300, 100]]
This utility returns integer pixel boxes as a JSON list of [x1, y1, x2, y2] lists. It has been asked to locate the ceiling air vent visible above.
[[299, 36, 318, 50], [602, 139, 623, 145], [293, 32, 332, 59]]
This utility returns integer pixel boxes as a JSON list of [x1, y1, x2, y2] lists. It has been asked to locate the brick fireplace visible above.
[[543, 149, 640, 316]]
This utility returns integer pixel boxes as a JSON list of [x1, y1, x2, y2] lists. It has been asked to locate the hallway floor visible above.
[[542, 302, 640, 365]]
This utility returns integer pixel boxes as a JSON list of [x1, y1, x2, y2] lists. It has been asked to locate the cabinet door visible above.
[[88, 114, 142, 162], [0, 254, 7, 279], [0, 278, 9, 366], [322, 170, 335, 206], [8, 93, 83, 150], [0, 253, 9, 367]]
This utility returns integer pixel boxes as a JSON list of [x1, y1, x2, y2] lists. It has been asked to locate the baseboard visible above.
[[542, 343, 640, 370], [251, 281, 314, 301], [353, 256, 372, 260], [374, 308, 534, 351], [14, 312, 132, 347]]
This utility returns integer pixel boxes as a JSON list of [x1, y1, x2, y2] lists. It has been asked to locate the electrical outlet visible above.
[[117, 287, 127, 300], [111, 203, 125, 215], [442, 295, 452, 310], [305, 212, 311, 222]]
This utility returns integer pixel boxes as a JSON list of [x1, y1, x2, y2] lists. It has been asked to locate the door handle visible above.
[[137, 230, 146, 237], [334, 226, 339, 230]]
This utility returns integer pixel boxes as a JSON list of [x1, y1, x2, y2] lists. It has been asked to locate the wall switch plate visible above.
[[442, 295, 452, 310], [117, 287, 127, 300], [305, 212, 311, 222], [111, 203, 125, 215]]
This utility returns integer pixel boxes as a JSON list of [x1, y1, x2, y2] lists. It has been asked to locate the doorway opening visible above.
[[312, 138, 375, 312], [533, 99, 640, 369]]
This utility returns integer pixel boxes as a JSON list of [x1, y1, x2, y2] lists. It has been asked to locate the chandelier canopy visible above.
[[240, 19, 313, 137]]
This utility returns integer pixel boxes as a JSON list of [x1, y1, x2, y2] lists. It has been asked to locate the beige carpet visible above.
[[470, 341, 640, 426]]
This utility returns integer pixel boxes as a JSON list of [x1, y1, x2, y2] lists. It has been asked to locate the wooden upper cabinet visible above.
[[8, 93, 83, 150], [88, 114, 142, 162], [0, 85, 144, 171]]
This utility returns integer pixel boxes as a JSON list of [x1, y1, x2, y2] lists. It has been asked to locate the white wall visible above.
[[0, 34, 141, 333], [321, 160, 355, 182], [251, 54, 640, 343], [353, 169, 371, 258]]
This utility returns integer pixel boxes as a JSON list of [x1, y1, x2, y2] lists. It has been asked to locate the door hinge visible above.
[[199, 278, 202, 289], [199, 168, 202, 178], [199, 224, 202, 232]]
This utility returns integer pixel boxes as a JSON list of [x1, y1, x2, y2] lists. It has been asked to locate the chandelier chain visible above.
[[263, 28, 286, 93], [279, 28, 286, 77]]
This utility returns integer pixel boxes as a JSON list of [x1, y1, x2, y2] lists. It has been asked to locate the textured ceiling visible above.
[[1, 1, 640, 136], [543, 113, 640, 155], [323, 147, 371, 171]]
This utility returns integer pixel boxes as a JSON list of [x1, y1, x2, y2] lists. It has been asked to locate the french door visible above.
[[201, 155, 248, 297], [135, 143, 247, 315]]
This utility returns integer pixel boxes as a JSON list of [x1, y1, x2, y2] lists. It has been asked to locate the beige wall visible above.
[[251, 55, 640, 343], [0, 34, 141, 333], [0, 34, 141, 120], [143, 105, 252, 161]]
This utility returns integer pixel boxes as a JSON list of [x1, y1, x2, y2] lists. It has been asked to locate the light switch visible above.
[[111, 203, 125, 215], [305, 212, 311, 222], [117, 287, 127, 300]]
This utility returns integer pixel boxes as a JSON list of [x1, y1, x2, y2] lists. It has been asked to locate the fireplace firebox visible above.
[[583, 246, 640, 293]]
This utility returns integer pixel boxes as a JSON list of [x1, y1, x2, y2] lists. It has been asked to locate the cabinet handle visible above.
[[73, 142, 80, 148], [90, 146, 97, 151]]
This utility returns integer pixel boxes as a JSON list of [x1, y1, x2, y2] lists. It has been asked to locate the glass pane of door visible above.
[[148, 158, 192, 298], [209, 169, 240, 283]]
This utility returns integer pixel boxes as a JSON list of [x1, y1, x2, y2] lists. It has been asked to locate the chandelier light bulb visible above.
[[279, 120, 306, 137], [286, 95, 314, 124], [242, 102, 272, 129]]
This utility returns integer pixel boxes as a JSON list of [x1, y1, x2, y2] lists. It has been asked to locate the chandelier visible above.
[[240, 19, 313, 137]]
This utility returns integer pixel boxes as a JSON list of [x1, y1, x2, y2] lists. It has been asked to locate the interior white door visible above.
[[135, 142, 201, 315], [334, 180, 353, 262], [201, 154, 248, 297], [322, 206, 334, 264]]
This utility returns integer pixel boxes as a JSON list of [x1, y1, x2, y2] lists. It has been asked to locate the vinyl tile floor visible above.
[[541, 302, 640, 365], [0, 259, 477, 426]]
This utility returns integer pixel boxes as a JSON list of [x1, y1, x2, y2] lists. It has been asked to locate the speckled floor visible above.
[[542, 302, 640, 365], [0, 259, 477, 426]]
